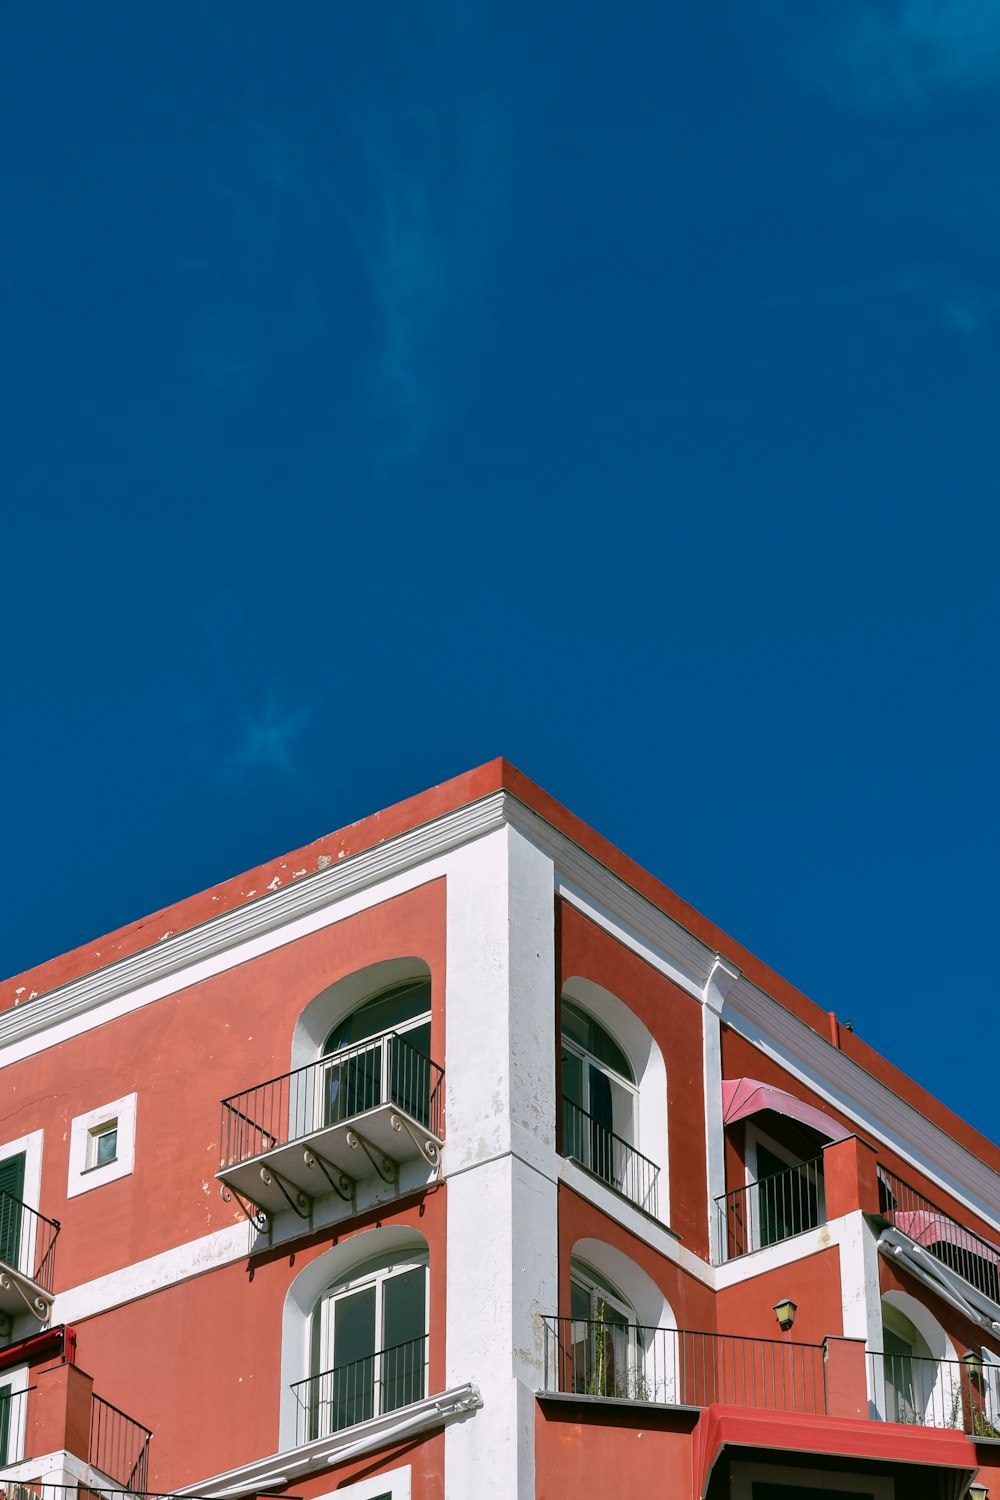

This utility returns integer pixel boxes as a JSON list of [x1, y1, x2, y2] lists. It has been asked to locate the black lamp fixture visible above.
[[963, 1349, 984, 1383], [773, 1298, 797, 1332]]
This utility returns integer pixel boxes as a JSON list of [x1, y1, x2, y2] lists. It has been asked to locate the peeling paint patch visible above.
[[266, 876, 281, 892], [317, 854, 333, 869]]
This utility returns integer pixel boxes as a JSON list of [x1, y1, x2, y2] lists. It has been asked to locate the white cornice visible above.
[[0, 793, 508, 1052], [725, 976, 1000, 1233]]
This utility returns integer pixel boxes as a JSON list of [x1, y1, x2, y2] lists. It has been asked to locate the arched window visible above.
[[288, 1236, 429, 1446], [569, 1258, 642, 1398], [319, 979, 434, 1131], [561, 998, 642, 1204], [877, 1292, 960, 1430]]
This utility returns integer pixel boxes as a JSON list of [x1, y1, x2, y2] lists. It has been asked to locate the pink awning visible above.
[[721, 1077, 851, 1142], [891, 1209, 1000, 1268]]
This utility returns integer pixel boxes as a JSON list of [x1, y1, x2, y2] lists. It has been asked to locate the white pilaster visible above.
[[444, 826, 558, 1500], [703, 957, 739, 1263]]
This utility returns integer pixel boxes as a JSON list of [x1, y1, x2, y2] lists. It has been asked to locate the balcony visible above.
[[540, 1317, 826, 1414], [868, 1350, 999, 1437], [560, 1098, 659, 1219], [715, 1155, 824, 1262], [878, 1170, 1000, 1316], [218, 1031, 444, 1225], [0, 1192, 60, 1327], [291, 1334, 428, 1444]]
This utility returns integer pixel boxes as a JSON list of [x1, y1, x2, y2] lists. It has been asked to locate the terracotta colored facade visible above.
[[0, 760, 997, 1500]]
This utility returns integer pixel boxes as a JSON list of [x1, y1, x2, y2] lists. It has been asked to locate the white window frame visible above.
[[561, 1032, 638, 1148], [67, 1094, 137, 1198], [569, 1263, 644, 1398], [315, 1009, 431, 1133], [0, 1361, 30, 1468], [314, 1255, 429, 1432]]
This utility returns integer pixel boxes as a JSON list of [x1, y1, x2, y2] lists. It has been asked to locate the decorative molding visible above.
[[0, 793, 508, 1054]]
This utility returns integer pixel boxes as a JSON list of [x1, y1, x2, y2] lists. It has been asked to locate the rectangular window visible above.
[[86, 1121, 119, 1171]]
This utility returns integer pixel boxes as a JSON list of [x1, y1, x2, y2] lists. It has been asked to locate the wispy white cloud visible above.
[[748, 0, 1000, 114], [184, 10, 511, 464], [233, 701, 315, 774]]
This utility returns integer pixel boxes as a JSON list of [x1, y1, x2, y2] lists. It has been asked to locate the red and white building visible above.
[[0, 759, 998, 1500]]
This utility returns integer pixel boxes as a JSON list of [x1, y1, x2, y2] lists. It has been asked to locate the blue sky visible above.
[[2, 2, 997, 1137]]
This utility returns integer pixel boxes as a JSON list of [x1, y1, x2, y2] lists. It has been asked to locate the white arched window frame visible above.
[[875, 1292, 959, 1429], [560, 979, 667, 1221], [280, 1226, 429, 1451], [569, 1240, 678, 1404]]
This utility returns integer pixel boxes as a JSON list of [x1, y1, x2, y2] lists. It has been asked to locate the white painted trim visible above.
[[0, 795, 507, 1056], [174, 1385, 481, 1498], [66, 1094, 136, 1198], [703, 959, 738, 1265], [558, 1157, 713, 1286], [51, 1222, 249, 1324]]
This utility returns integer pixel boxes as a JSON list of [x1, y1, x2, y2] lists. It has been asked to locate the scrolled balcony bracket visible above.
[[345, 1129, 397, 1185], [302, 1148, 354, 1203], [390, 1112, 441, 1173], [259, 1165, 311, 1220], [0, 1268, 51, 1323], [219, 1182, 270, 1236]]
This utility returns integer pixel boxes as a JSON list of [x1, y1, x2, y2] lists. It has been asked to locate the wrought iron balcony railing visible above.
[[868, 1350, 1000, 1436], [89, 1394, 152, 1492], [878, 1170, 1000, 1308], [0, 1192, 60, 1322], [540, 1316, 826, 1414], [291, 1334, 428, 1444], [561, 1098, 659, 1219], [217, 1031, 444, 1223], [715, 1155, 825, 1262]]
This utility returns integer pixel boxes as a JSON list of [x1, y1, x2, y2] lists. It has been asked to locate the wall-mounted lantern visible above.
[[773, 1298, 797, 1332]]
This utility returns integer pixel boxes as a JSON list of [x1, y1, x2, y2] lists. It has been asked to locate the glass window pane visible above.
[[328, 1286, 376, 1430], [382, 1267, 426, 1412], [324, 981, 431, 1053]]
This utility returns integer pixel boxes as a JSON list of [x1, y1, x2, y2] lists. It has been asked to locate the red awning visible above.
[[691, 1405, 978, 1500], [891, 1209, 1000, 1268], [721, 1078, 851, 1143]]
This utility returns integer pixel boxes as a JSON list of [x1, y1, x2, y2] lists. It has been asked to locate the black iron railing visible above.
[[715, 1156, 825, 1262], [89, 1394, 152, 1491], [868, 1350, 1000, 1436], [0, 1192, 60, 1294], [290, 1334, 428, 1443], [561, 1098, 659, 1218], [219, 1032, 444, 1171], [878, 1170, 1000, 1306], [541, 1316, 825, 1413]]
